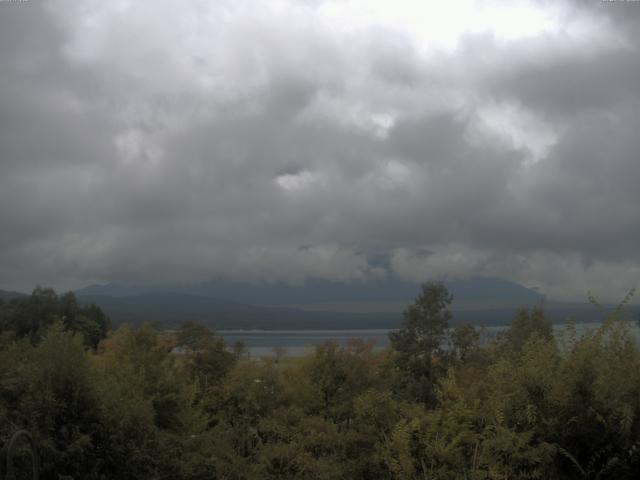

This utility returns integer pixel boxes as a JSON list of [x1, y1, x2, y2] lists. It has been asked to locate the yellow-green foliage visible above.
[[1, 296, 640, 479]]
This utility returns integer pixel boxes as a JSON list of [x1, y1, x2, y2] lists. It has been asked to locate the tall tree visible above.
[[177, 321, 237, 395], [499, 306, 552, 353], [389, 282, 452, 405]]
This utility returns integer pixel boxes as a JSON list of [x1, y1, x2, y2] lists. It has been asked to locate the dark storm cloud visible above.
[[0, 0, 639, 300]]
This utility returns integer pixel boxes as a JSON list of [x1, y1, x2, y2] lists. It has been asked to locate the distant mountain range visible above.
[[4, 278, 635, 330], [0, 289, 28, 301], [76, 276, 544, 306], [74, 276, 548, 329], [75, 292, 398, 330], [72, 277, 635, 329]]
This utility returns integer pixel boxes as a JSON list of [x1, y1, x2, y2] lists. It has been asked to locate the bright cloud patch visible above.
[[275, 171, 324, 192], [470, 102, 560, 165]]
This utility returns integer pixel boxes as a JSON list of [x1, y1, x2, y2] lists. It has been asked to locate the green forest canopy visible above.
[[0, 283, 639, 479]]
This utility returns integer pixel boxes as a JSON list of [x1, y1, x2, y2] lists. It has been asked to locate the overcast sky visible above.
[[1, 0, 639, 301]]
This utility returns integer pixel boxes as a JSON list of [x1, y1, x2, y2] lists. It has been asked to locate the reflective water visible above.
[[220, 321, 640, 357]]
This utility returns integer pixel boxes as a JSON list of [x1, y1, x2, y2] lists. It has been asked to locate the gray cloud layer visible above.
[[1, 0, 639, 300]]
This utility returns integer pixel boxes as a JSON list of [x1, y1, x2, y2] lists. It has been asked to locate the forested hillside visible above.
[[1, 285, 639, 479]]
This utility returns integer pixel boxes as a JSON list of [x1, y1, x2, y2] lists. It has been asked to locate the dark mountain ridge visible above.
[[76, 276, 543, 305], [72, 277, 634, 330], [0, 289, 28, 301]]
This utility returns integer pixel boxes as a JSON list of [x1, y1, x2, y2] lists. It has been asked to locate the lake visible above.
[[220, 321, 640, 357]]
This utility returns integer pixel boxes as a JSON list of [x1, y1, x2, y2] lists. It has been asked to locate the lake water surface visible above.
[[220, 321, 640, 357]]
